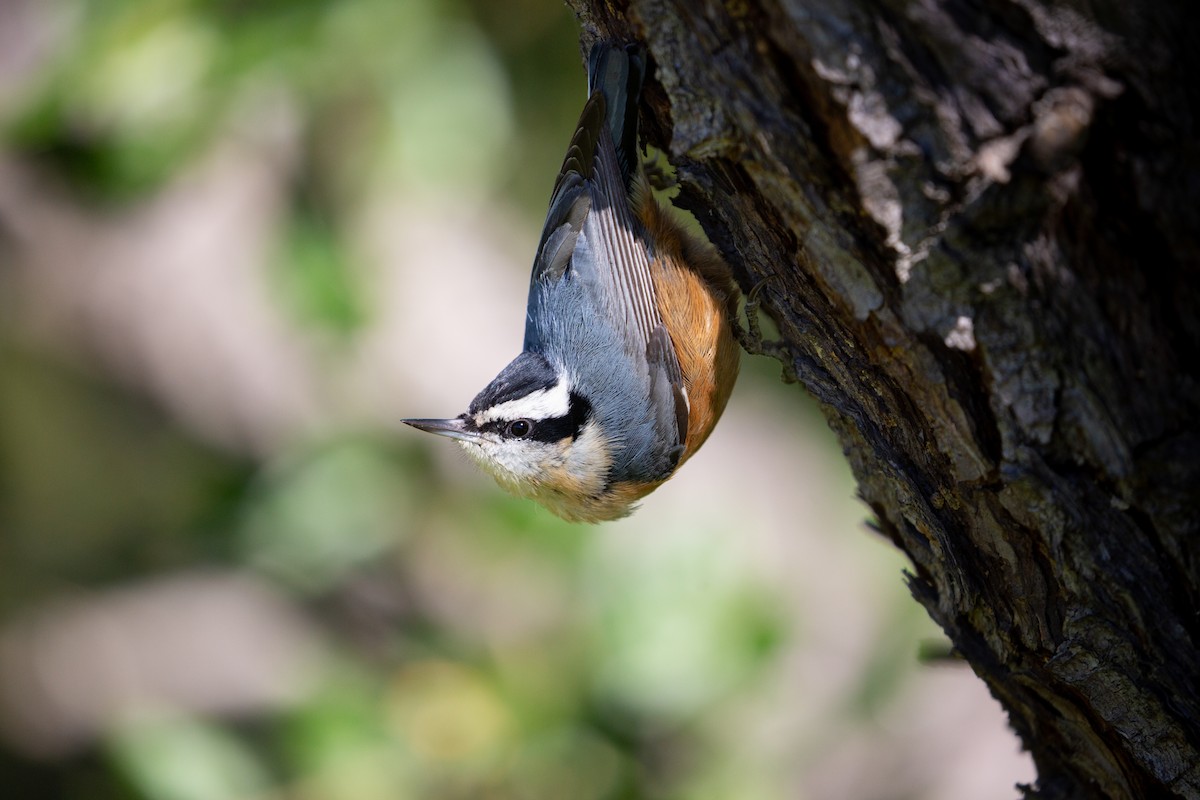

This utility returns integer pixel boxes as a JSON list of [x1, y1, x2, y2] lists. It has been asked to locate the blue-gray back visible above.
[[521, 43, 687, 482]]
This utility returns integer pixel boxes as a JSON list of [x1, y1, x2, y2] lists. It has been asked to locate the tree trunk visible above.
[[564, 1, 1200, 797]]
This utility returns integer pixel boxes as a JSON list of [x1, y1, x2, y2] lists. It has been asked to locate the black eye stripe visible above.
[[484, 393, 593, 442], [525, 392, 591, 442]]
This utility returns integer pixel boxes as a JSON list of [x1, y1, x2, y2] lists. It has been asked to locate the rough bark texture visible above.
[[563, 1, 1200, 797]]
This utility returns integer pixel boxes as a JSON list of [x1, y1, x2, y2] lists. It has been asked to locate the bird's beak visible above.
[[401, 417, 481, 443]]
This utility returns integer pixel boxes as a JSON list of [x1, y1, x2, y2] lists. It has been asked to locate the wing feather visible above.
[[524, 55, 689, 467]]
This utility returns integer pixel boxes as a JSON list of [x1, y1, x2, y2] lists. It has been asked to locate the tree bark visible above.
[[563, 1, 1200, 797]]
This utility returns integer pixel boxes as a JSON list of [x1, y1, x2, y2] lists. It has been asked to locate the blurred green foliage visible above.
[[0, 1, 959, 799]]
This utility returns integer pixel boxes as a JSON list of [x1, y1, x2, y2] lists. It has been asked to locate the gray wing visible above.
[[523, 90, 689, 459], [646, 324, 689, 467], [524, 95, 602, 293]]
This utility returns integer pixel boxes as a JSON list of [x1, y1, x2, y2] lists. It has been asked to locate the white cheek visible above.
[[456, 437, 557, 483]]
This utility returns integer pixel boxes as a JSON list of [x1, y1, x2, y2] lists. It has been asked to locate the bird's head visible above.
[[403, 352, 628, 521]]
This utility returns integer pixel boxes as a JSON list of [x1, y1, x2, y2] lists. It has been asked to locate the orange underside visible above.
[[639, 193, 741, 467]]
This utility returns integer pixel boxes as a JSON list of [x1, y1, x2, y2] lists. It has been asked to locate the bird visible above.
[[403, 41, 740, 523]]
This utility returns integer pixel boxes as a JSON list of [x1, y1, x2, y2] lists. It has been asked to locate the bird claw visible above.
[[642, 152, 678, 192], [734, 275, 798, 383]]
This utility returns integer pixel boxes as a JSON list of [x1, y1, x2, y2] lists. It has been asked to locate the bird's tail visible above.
[[586, 41, 646, 190]]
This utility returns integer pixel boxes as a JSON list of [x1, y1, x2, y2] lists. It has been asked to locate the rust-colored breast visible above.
[[637, 189, 741, 466]]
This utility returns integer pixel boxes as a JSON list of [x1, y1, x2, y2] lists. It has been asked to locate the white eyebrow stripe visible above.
[[477, 378, 571, 424]]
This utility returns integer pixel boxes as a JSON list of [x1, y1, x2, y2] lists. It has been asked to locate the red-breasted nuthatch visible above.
[[403, 41, 740, 522]]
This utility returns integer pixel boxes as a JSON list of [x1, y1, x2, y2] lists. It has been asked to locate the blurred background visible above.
[[0, 0, 1034, 798]]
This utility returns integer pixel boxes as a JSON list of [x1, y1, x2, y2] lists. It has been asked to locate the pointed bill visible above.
[[401, 417, 481, 443]]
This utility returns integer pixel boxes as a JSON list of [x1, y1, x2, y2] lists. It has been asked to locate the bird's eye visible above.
[[507, 419, 532, 438]]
